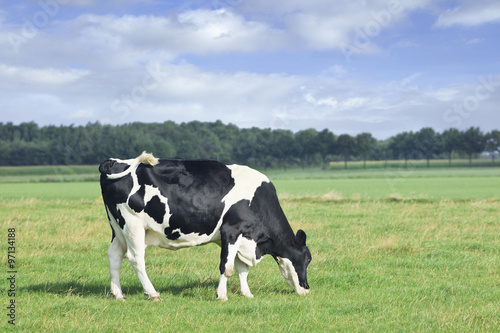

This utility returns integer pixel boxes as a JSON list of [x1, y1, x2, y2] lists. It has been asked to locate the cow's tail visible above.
[[106, 151, 159, 180], [136, 151, 159, 166]]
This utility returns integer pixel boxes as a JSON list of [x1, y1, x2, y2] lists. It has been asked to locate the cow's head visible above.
[[275, 229, 311, 295]]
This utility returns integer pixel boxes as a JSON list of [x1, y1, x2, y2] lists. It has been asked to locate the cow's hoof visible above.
[[216, 292, 228, 302], [148, 295, 162, 302], [241, 291, 254, 298], [111, 293, 126, 301]]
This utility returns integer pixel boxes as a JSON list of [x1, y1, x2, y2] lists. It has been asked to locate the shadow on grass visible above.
[[21, 279, 221, 299]]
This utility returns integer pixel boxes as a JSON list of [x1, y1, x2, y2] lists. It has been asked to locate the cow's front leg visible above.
[[235, 256, 253, 298], [216, 235, 242, 301], [124, 224, 161, 301]]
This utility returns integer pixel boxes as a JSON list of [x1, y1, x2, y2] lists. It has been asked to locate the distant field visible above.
[[328, 158, 499, 170], [273, 175, 500, 201], [2, 169, 500, 202], [0, 165, 98, 183], [1, 168, 499, 331], [0, 158, 498, 183]]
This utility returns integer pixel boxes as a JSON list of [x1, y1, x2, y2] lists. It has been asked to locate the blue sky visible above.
[[1, 0, 499, 139]]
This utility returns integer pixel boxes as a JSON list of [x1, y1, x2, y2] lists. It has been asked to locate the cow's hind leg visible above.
[[235, 256, 253, 298], [108, 236, 126, 300], [124, 224, 161, 301]]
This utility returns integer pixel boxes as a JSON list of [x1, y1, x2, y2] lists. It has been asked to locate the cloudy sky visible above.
[[1, 0, 499, 139]]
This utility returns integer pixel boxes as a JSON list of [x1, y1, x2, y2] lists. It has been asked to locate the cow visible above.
[[99, 152, 311, 301]]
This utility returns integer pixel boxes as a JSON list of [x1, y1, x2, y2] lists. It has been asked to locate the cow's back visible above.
[[101, 159, 239, 246]]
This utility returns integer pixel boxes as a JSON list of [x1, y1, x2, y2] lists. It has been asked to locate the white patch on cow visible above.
[[237, 237, 261, 267], [221, 234, 262, 277], [277, 257, 309, 296], [106, 157, 140, 180], [224, 164, 269, 206], [128, 165, 142, 202], [110, 157, 136, 165]]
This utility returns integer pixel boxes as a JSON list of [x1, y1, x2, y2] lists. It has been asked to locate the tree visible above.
[[295, 129, 319, 169], [389, 131, 417, 168], [485, 130, 500, 166], [317, 129, 336, 170], [459, 127, 486, 167], [337, 134, 356, 169], [1, 121, 499, 169], [415, 127, 439, 168], [441, 128, 460, 167], [355, 133, 376, 169], [271, 129, 296, 170], [373, 139, 391, 167]]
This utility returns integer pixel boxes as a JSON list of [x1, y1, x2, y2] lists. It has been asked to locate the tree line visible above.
[[0, 121, 499, 168]]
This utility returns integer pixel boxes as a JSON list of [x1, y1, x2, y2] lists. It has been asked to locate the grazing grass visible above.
[[0, 165, 98, 183], [1, 169, 499, 332], [327, 158, 499, 170]]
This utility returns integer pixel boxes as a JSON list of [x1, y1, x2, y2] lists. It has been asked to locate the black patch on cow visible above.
[[165, 230, 181, 240], [128, 185, 145, 213], [99, 159, 130, 175], [99, 159, 137, 233], [116, 209, 126, 229], [133, 159, 235, 237], [99, 161, 134, 231], [144, 195, 166, 224]]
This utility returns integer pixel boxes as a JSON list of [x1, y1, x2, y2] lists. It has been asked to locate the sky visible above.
[[0, 0, 499, 139]]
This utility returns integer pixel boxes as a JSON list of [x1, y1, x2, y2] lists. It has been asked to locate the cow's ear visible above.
[[296, 229, 307, 246]]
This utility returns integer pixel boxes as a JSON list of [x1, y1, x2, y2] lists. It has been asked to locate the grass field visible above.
[[1, 168, 499, 332]]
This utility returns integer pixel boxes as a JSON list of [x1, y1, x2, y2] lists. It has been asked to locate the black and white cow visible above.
[[99, 152, 311, 301]]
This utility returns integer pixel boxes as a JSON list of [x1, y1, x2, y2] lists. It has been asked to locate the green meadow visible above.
[[1, 167, 499, 332]]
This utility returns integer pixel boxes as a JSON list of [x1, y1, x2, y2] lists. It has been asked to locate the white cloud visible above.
[[324, 65, 348, 79], [465, 38, 484, 46], [400, 73, 422, 87], [238, 0, 433, 51], [342, 97, 368, 109], [425, 88, 459, 102], [68, 9, 286, 62], [0, 1, 436, 69], [1, 59, 499, 138], [0, 1, 499, 139], [0, 64, 89, 85], [435, 0, 500, 27], [71, 109, 94, 119]]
